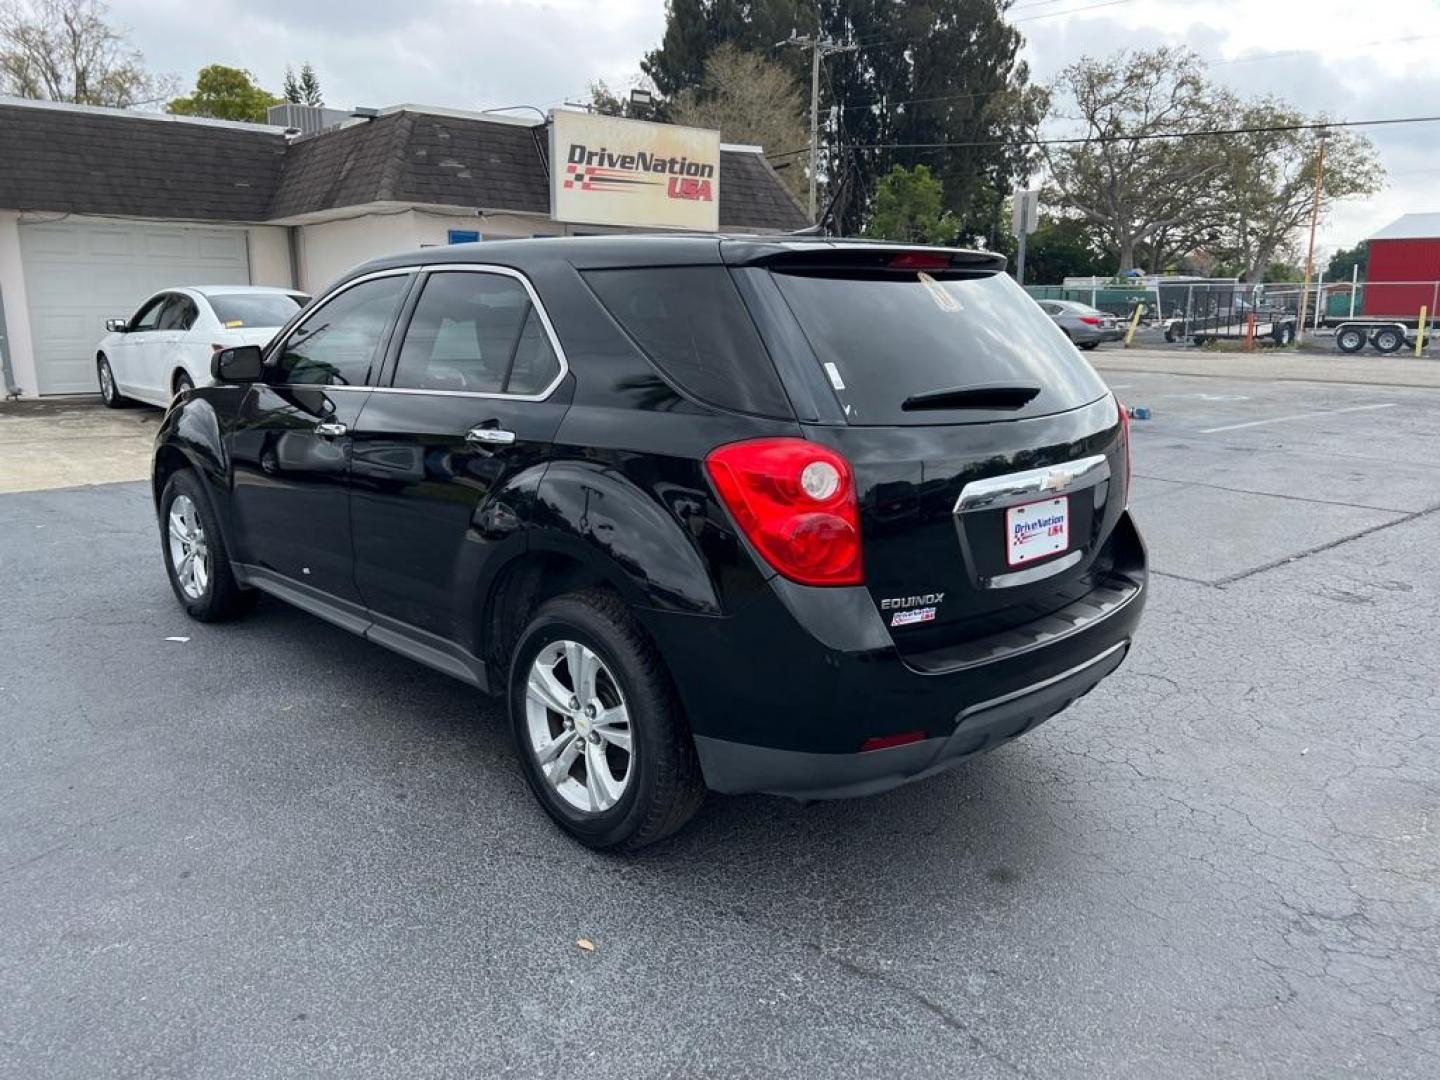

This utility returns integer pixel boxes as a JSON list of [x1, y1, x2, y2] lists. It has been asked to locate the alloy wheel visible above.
[[167, 494, 211, 600], [99, 359, 115, 403], [524, 639, 633, 813]]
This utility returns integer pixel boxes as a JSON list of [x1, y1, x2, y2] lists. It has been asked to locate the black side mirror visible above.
[[211, 345, 264, 383]]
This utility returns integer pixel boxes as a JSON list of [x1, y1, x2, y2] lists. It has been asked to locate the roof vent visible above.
[[265, 103, 352, 134]]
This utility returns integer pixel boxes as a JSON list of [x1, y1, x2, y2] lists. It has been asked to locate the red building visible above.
[[1364, 213, 1440, 318]]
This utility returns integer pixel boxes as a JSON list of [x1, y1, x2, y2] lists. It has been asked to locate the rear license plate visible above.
[[1006, 496, 1070, 566]]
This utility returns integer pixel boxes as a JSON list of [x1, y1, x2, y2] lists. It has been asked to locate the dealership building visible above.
[[0, 97, 808, 397]]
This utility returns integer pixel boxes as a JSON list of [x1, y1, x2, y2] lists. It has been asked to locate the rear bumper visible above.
[[640, 511, 1147, 799], [1070, 326, 1125, 344], [694, 640, 1128, 799]]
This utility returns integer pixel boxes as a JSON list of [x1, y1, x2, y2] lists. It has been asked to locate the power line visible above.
[[765, 112, 1440, 161], [834, 30, 1440, 118]]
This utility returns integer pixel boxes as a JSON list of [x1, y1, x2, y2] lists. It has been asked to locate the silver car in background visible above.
[[1038, 300, 1125, 350]]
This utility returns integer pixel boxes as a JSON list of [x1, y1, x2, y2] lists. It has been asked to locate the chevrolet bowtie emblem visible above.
[[1040, 469, 1075, 493]]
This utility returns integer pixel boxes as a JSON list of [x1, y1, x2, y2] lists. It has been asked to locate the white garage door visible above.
[[20, 221, 250, 395]]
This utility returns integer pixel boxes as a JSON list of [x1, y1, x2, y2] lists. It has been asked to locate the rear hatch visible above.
[[728, 246, 1133, 658]]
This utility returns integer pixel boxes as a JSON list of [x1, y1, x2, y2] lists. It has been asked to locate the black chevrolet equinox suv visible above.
[[153, 236, 1146, 849]]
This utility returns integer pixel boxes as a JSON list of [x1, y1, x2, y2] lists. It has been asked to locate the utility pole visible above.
[[778, 33, 858, 222], [1296, 128, 1329, 341]]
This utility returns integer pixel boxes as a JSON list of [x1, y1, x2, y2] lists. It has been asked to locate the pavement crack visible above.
[[806, 943, 1037, 1079], [1215, 501, 1440, 586]]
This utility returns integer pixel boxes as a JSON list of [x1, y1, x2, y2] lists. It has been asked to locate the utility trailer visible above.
[[1322, 316, 1425, 355], [1163, 289, 1298, 346]]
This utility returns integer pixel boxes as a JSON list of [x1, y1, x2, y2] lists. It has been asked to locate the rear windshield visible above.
[[770, 270, 1108, 425], [210, 293, 309, 328], [583, 266, 792, 418]]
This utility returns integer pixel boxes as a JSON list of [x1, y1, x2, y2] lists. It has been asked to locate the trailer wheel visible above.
[[1372, 328, 1404, 354], [1336, 327, 1366, 354], [1272, 323, 1296, 346], [1164, 324, 1177, 343]]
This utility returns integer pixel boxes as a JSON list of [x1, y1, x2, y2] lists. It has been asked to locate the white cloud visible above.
[[1020, 0, 1440, 248], [108, 0, 1431, 247]]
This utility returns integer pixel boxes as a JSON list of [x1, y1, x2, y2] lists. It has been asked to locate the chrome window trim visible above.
[[264, 263, 570, 401], [264, 262, 567, 403], [265, 267, 416, 387], [388, 263, 570, 403]]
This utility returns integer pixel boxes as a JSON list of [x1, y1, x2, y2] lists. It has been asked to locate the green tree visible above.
[[1215, 101, 1382, 282], [641, 0, 1043, 239], [642, 0, 809, 98], [1327, 241, 1369, 282], [283, 65, 300, 103], [168, 64, 282, 123], [298, 61, 321, 106], [0, 0, 170, 107], [669, 45, 807, 201], [1022, 217, 1110, 283], [862, 164, 955, 244], [1044, 47, 1229, 273]]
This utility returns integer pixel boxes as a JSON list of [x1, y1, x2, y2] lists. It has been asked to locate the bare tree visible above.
[[0, 0, 170, 108], [669, 45, 808, 201], [1044, 48, 1229, 273]]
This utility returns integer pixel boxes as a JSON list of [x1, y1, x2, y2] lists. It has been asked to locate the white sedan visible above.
[[96, 286, 310, 408]]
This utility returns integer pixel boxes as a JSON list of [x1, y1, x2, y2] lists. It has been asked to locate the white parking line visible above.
[[1199, 403, 1399, 434]]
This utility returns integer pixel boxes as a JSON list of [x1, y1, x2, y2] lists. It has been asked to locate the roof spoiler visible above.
[[724, 241, 1008, 273]]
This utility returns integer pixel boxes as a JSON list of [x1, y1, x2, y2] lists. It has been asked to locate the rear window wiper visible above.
[[900, 382, 1041, 412]]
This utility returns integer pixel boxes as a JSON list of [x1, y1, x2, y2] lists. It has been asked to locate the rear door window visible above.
[[392, 271, 561, 396], [769, 269, 1109, 425], [584, 266, 792, 418], [158, 295, 197, 331]]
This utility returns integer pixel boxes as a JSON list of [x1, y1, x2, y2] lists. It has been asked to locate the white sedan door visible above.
[[150, 293, 200, 399], [108, 293, 169, 400]]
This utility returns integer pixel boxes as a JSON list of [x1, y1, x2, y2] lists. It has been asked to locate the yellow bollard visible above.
[[1124, 303, 1147, 348], [1417, 307, 1428, 358]]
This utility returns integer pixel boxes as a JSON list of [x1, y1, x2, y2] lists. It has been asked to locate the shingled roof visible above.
[[0, 98, 810, 232], [0, 99, 287, 220]]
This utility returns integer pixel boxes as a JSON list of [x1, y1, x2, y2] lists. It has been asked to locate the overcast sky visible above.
[[109, 0, 1440, 255]]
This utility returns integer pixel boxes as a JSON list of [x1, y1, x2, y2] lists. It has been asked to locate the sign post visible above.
[[550, 110, 721, 232], [1010, 189, 1040, 285]]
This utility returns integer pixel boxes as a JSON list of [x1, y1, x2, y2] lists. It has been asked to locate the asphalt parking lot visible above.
[[2, 368, 1437, 1079]]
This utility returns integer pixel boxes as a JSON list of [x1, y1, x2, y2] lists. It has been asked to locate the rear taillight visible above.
[[1079, 315, 1103, 326], [1117, 397, 1132, 508], [705, 437, 863, 586]]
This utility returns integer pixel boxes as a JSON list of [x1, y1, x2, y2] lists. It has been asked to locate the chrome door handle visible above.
[[466, 425, 516, 445], [315, 421, 348, 438]]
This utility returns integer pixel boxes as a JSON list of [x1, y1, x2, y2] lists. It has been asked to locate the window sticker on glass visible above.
[[917, 271, 963, 313], [823, 362, 846, 390]]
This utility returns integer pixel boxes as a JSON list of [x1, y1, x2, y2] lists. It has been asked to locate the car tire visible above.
[[1078, 341, 1099, 350], [1336, 327, 1366, 354], [173, 370, 194, 399], [1371, 328, 1404, 354], [509, 589, 706, 850], [97, 354, 127, 408], [159, 469, 255, 622]]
